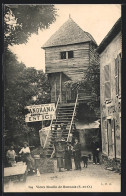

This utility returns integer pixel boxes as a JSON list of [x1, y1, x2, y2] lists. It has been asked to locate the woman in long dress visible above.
[[64, 143, 72, 171], [19, 142, 35, 173]]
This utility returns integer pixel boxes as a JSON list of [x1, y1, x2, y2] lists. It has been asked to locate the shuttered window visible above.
[[104, 65, 111, 100], [115, 53, 121, 96], [115, 57, 119, 95], [118, 53, 121, 95]]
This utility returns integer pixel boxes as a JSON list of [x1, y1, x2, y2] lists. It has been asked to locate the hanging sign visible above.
[[25, 103, 56, 122]]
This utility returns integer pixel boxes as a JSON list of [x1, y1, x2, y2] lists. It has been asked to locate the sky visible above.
[[9, 4, 121, 71]]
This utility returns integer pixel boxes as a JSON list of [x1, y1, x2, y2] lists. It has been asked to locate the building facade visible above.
[[97, 18, 121, 167]]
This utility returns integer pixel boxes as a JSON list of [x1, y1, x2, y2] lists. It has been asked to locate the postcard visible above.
[[3, 4, 121, 192]]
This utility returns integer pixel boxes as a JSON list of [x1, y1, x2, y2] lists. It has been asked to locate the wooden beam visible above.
[[55, 82, 56, 102], [60, 72, 62, 102]]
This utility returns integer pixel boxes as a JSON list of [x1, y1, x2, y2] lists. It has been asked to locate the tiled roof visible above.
[[42, 17, 97, 48]]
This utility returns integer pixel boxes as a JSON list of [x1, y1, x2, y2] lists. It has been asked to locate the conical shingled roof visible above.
[[42, 17, 97, 48]]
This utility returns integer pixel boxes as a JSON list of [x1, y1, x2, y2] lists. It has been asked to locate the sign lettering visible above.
[[25, 103, 56, 122]]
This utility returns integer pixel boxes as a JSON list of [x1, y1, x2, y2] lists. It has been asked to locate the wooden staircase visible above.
[[44, 95, 78, 158]]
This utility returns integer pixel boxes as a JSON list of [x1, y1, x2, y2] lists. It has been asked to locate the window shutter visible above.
[[104, 65, 109, 81], [105, 82, 111, 100], [115, 57, 119, 95], [104, 65, 111, 100], [118, 54, 121, 95]]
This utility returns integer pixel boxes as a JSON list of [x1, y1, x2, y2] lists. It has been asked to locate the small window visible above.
[[68, 51, 74, 59], [61, 52, 66, 59]]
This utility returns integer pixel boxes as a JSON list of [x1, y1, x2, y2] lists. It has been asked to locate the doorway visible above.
[[107, 119, 116, 158]]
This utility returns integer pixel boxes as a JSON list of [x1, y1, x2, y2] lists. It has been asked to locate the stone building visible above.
[[97, 18, 121, 168]]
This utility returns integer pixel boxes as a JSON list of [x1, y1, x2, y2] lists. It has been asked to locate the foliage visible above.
[[64, 63, 100, 116], [4, 49, 51, 146], [4, 4, 57, 47], [83, 63, 100, 115], [3, 5, 57, 147]]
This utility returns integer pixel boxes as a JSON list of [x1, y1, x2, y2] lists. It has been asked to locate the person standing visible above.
[[55, 140, 65, 172], [6, 145, 16, 166], [64, 142, 72, 171], [73, 138, 81, 170], [92, 141, 100, 165]]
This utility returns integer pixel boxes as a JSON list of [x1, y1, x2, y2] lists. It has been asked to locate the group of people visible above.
[[6, 138, 100, 174], [53, 138, 82, 172], [6, 142, 35, 173], [53, 137, 101, 172]]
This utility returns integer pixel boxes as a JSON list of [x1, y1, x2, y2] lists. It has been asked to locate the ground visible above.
[[4, 159, 121, 192]]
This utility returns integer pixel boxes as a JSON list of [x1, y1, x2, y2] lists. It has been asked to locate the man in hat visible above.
[[54, 140, 65, 172], [73, 138, 81, 170], [92, 141, 100, 165]]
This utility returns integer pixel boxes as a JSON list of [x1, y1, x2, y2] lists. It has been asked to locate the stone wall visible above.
[[102, 154, 121, 174], [36, 158, 55, 174], [100, 32, 121, 161]]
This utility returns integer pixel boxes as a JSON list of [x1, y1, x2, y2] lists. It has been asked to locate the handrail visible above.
[[50, 95, 60, 129], [43, 95, 60, 149], [67, 93, 78, 142]]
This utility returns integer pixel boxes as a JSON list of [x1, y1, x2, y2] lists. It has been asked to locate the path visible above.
[[4, 160, 121, 192]]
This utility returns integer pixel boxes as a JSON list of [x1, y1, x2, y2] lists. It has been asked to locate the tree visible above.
[[64, 63, 100, 116], [4, 4, 57, 47], [4, 49, 51, 146], [3, 5, 57, 147], [82, 63, 100, 116]]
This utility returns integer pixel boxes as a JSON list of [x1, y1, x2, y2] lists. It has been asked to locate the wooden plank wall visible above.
[[45, 42, 99, 103], [49, 73, 70, 103], [45, 43, 90, 81], [49, 73, 60, 103], [89, 42, 99, 66]]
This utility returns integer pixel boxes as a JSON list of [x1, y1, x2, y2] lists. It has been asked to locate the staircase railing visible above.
[[67, 93, 78, 142], [43, 95, 60, 149], [50, 95, 60, 129]]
